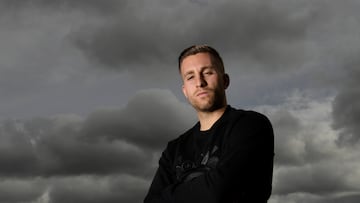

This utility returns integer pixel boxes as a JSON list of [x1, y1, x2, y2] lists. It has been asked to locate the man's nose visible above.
[[195, 75, 207, 87]]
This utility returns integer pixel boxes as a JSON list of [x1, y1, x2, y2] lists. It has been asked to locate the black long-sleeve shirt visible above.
[[144, 106, 274, 203]]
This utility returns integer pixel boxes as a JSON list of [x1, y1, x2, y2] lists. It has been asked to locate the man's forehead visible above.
[[180, 53, 212, 69]]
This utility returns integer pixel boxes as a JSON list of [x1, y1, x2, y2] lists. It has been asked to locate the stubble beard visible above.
[[190, 88, 226, 113]]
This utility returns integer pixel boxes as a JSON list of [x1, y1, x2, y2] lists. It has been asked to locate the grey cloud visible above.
[[0, 119, 41, 177], [0, 0, 124, 14], [0, 89, 195, 178], [0, 88, 195, 202], [0, 115, 149, 178], [269, 109, 305, 166], [0, 6, 102, 119], [0, 175, 149, 203], [81, 89, 196, 150], [69, 0, 312, 71], [332, 68, 360, 145], [49, 175, 148, 203], [268, 108, 334, 166], [1, 0, 360, 202], [274, 162, 352, 195], [270, 193, 360, 203], [257, 96, 360, 200], [313, 193, 360, 203], [0, 178, 46, 203], [38, 129, 150, 177]]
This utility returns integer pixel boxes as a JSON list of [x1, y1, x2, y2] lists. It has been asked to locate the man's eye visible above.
[[186, 76, 194, 80], [204, 71, 213, 75]]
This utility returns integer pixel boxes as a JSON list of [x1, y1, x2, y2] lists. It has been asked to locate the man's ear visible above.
[[224, 73, 230, 89]]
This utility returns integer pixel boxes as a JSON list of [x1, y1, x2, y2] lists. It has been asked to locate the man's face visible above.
[[180, 52, 228, 112]]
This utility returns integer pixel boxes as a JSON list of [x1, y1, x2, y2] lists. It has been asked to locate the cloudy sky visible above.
[[1, 0, 360, 202]]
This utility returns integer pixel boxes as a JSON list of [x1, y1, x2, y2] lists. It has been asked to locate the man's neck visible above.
[[197, 105, 228, 131]]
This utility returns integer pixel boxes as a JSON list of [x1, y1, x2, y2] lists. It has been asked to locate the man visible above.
[[144, 45, 274, 203]]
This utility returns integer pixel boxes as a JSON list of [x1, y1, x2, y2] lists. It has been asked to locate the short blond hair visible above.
[[178, 45, 225, 73]]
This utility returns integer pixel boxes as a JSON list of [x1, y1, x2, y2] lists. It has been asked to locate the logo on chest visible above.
[[175, 145, 220, 182]]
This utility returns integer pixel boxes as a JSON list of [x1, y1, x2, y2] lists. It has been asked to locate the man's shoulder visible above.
[[227, 106, 270, 124], [167, 122, 198, 147], [228, 107, 273, 140], [224, 106, 273, 137]]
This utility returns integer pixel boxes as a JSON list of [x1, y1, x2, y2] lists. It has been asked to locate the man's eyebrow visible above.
[[183, 65, 214, 77], [201, 66, 213, 71], [183, 70, 194, 77]]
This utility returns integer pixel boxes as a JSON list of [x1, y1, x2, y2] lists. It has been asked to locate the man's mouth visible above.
[[196, 91, 209, 97]]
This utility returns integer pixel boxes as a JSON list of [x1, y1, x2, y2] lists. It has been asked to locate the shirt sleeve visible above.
[[144, 112, 274, 203], [144, 145, 177, 203]]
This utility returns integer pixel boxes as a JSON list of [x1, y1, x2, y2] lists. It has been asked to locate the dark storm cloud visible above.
[[48, 175, 148, 203], [274, 162, 352, 195], [314, 193, 360, 203], [0, 175, 149, 203], [82, 89, 196, 150], [271, 192, 360, 203], [0, 115, 149, 178], [68, 0, 311, 71], [332, 68, 360, 145], [269, 109, 304, 165], [267, 105, 335, 167], [0, 89, 194, 178], [0, 89, 194, 202], [1, 0, 360, 202], [0, 0, 123, 14], [257, 95, 360, 201], [0, 178, 46, 203]]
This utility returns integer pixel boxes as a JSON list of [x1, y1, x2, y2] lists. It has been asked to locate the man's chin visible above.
[[194, 103, 217, 112], [192, 100, 226, 113]]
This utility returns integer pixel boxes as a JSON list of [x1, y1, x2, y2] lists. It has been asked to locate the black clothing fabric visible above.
[[144, 106, 274, 203]]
